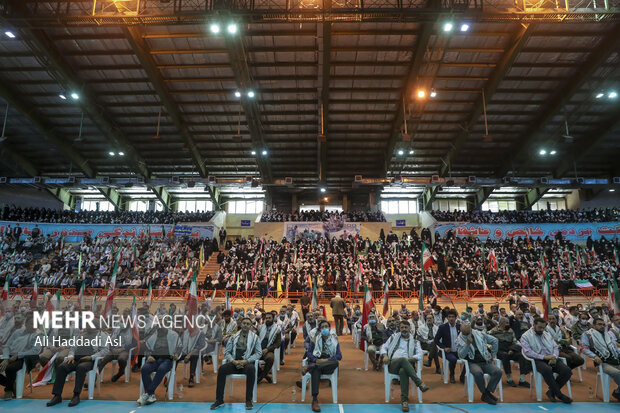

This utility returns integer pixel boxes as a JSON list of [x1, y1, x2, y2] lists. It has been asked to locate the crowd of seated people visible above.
[[1, 291, 618, 410], [206, 228, 619, 294], [431, 207, 620, 223], [0, 232, 218, 292], [260, 209, 386, 222], [1, 205, 215, 224]]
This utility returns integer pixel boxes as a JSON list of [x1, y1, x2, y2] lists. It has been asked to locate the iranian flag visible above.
[[77, 252, 82, 275], [422, 242, 434, 272], [130, 296, 141, 366], [355, 262, 363, 293], [481, 270, 489, 291], [574, 280, 594, 289], [418, 275, 424, 311], [431, 274, 440, 299], [359, 285, 374, 351], [487, 249, 497, 271], [0, 276, 8, 315], [311, 281, 319, 311], [504, 265, 511, 282], [32, 276, 38, 307], [104, 250, 120, 318], [186, 273, 198, 337], [542, 272, 551, 321], [28, 352, 58, 388], [614, 247, 619, 267], [46, 290, 61, 312], [556, 262, 563, 280], [77, 280, 85, 308], [146, 280, 153, 308], [224, 291, 232, 311], [382, 278, 389, 316], [608, 276, 620, 314]]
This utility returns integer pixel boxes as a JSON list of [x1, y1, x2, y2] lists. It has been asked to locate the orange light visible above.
[[323, 197, 328, 202], [417, 90, 426, 99]]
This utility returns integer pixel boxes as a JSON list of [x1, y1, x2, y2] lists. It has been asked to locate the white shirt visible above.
[[449, 324, 458, 349], [390, 337, 413, 359]]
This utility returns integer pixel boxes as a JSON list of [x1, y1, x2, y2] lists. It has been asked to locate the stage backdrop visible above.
[[283, 221, 361, 241], [0, 221, 214, 242], [433, 221, 619, 241]]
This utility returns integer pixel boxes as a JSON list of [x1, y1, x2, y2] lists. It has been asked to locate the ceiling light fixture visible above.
[[609, 91, 618, 99], [234, 91, 241, 98], [539, 149, 547, 156], [595, 93, 604, 99], [251, 150, 256, 155], [118, 151, 125, 156], [409, 150, 414, 155], [610, 189, 616, 192], [320, 187, 326, 193], [209, 23, 220, 34], [227, 23, 238, 34], [430, 90, 437, 98], [443, 22, 453, 32], [247, 90, 255, 98], [4, 31, 15, 39], [550, 150, 557, 155], [59, 94, 67, 100], [261, 149, 267, 156], [416, 90, 425, 99], [397, 149, 404, 156], [460, 24, 470, 32], [108, 151, 115, 156], [70, 92, 79, 100]]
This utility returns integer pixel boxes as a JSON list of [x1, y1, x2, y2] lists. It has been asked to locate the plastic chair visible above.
[[64, 356, 102, 400], [100, 347, 136, 383], [189, 342, 219, 383], [589, 356, 612, 403], [14, 360, 33, 399], [438, 346, 465, 384], [384, 351, 427, 403], [522, 350, 572, 401], [258, 348, 280, 384], [300, 358, 338, 403], [223, 359, 258, 403], [569, 345, 583, 382], [352, 326, 360, 348], [139, 358, 177, 401], [461, 358, 504, 403]]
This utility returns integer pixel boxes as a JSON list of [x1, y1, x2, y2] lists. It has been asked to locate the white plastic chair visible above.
[[589, 356, 612, 403], [569, 345, 583, 382], [300, 358, 338, 403], [64, 356, 102, 400], [139, 358, 177, 401], [384, 351, 427, 403], [522, 350, 572, 401], [14, 360, 33, 399], [461, 358, 504, 403], [185, 342, 219, 384], [258, 347, 280, 384], [223, 359, 258, 403], [100, 347, 136, 383], [438, 346, 465, 384]]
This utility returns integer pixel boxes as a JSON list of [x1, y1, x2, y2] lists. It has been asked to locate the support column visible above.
[[292, 194, 298, 213], [342, 194, 349, 212]]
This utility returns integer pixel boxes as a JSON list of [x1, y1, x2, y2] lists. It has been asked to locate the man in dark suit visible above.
[[434, 309, 462, 383], [12, 224, 22, 241]]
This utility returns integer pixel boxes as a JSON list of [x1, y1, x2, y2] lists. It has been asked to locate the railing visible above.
[[8, 287, 610, 304]]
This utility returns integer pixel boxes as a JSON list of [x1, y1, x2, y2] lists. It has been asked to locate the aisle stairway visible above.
[[198, 248, 226, 284]]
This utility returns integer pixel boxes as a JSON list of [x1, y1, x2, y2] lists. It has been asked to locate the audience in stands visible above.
[[260, 210, 385, 222], [1, 205, 215, 225], [431, 207, 619, 223]]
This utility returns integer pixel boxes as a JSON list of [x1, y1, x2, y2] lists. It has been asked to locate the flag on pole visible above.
[[487, 249, 497, 271], [614, 247, 619, 267], [311, 281, 319, 311], [542, 272, 551, 321], [556, 262, 563, 280], [418, 276, 425, 311], [28, 352, 58, 388], [422, 242, 434, 271], [224, 291, 232, 311], [359, 285, 373, 351], [608, 273, 620, 314], [77, 280, 85, 308], [276, 273, 283, 297], [32, 276, 39, 308], [77, 252, 82, 276], [146, 281, 153, 308], [504, 265, 511, 283], [430, 274, 440, 300], [104, 252, 120, 318], [130, 296, 141, 366], [46, 290, 61, 312], [0, 276, 8, 315], [481, 270, 489, 291], [382, 278, 389, 316], [186, 273, 198, 337]]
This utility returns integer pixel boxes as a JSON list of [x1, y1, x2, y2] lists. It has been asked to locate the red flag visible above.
[[359, 285, 374, 351]]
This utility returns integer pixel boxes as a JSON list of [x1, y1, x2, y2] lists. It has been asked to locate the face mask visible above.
[[369, 319, 376, 325], [233, 312, 238, 318], [580, 320, 588, 326], [524, 312, 530, 317], [280, 314, 286, 319], [321, 328, 330, 336], [355, 310, 361, 316], [401, 331, 410, 338], [460, 315, 468, 321]]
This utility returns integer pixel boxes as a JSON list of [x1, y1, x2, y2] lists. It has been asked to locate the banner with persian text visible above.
[[283, 221, 361, 241], [433, 221, 619, 241], [0, 221, 214, 242]]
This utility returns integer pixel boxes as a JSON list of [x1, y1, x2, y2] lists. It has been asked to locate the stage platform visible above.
[[5, 399, 619, 413]]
